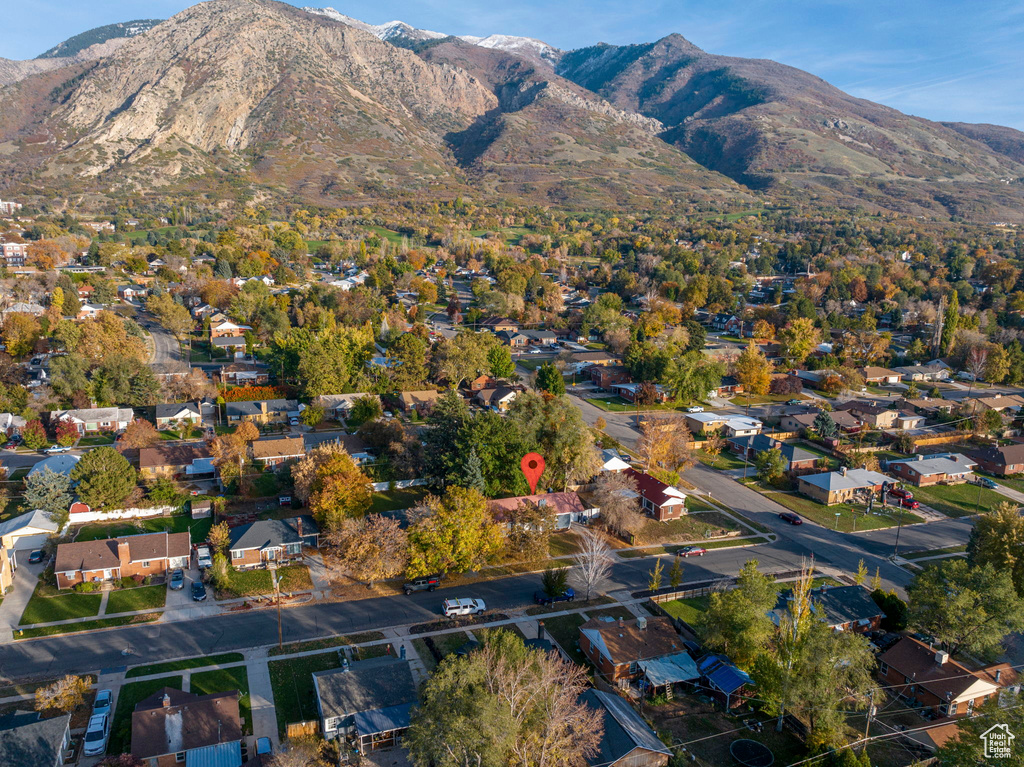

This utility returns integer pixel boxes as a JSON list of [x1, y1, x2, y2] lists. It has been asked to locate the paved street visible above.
[[144, 314, 183, 366]]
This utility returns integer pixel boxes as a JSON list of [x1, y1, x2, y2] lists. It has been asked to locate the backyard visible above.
[[367, 486, 430, 515], [74, 514, 212, 544]]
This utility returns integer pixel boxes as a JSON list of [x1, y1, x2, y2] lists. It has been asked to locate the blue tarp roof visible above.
[[638, 652, 700, 686], [353, 702, 414, 737], [707, 664, 753, 695], [186, 741, 242, 767]]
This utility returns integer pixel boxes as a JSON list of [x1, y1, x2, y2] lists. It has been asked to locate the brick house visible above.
[[225, 398, 299, 425], [396, 390, 440, 415], [131, 688, 242, 767], [968, 443, 1024, 477], [54, 532, 190, 589], [579, 616, 683, 684], [878, 638, 1006, 717], [209, 320, 251, 341], [251, 436, 305, 467], [219, 361, 270, 385], [0, 242, 28, 268], [49, 407, 134, 435], [474, 386, 520, 412], [727, 434, 819, 476], [612, 383, 669, 403], [138, 444, 215, 480], [489, 491, 599, 530], [468, 375, 497, 392], [860, 366, 902, 385], [623, 468, 687, 521], [479, 317, 519, 333], [227, 516, 319, 570], [836, 400, 900, 429], [772, 585, 885, 633], [590, 365, 632, 391], [796, 467, 889, 505], [888, 454, 977, 487]]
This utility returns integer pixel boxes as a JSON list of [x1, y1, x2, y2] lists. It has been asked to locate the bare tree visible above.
[[965, 345, 989, 391], [590, 471, 643, 538], [571, 529, 613, 602], [266, 737, 330, 767]]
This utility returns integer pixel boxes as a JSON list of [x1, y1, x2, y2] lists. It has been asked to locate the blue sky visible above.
[[5, 0, 1023, 129]]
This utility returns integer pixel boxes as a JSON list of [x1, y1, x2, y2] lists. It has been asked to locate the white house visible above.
[[50, 407, 134, 435]]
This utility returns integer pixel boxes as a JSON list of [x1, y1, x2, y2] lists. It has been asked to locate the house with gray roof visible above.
[[772, 585, 885, 633], [225, 398, 299, 425], [313, 656, 417, 754], [27, 454, 80, 479], [580, 689, 671, 766], [50, 406, 134, 434], [0, 710, 70, 767], [726, 434, 820, 476], [888, 453, 976, 487], [796, 467, 890, 505], [227, 516, 319, 570]]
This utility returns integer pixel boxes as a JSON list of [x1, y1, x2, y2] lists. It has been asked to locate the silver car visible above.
[[83, 713, 109, 756]]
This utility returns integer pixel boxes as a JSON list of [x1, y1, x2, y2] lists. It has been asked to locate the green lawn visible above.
[[585, 606, 636, 622], [549, 531, 580, 557], [126, 653, 244, 678], [696, 449, 750, 471], [277, 564, 313, 592], [75, 515, 211, 544], [991, 474, 1024, 495], [633, 511, 741, 545], [729, 393, 808, 405], [584, 397, 686, 413], [911, 483, 1010, 518], [191, 667, 252, 735], [659, 596, 709, 625], [686, 497, 718, 512], [19, 585, 102, 625], [758, 486, 922, 533], [218, 568, 273, 598], [17, 614, 159, 638], [159, 428, 205, 440], [541, 614, 587, 666], [269, 652, 341, 736], [106, 585, 166, 614], [368, 486, 430, 514], [268, 631, 386, 657], [109, 676, 183, 754], [78, 434, 116, 446]]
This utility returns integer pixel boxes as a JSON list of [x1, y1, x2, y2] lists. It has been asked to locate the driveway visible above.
[[0, 554, 46, 641]]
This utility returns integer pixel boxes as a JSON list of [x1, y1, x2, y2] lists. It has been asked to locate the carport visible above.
[[638, 652, 700, 700], [353, 702, 414, 754]]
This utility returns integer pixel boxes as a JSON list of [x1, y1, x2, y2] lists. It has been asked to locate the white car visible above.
[[686, 406, 704, 413], [92, 689, 112, 717], [45, 445, 72, 454], [83, 713, 109, 756], [442, 598, 486, 617], [196, 545, 212, 570]]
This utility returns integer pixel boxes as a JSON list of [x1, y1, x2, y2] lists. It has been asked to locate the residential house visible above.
[[580, 690, 672, 767], [0, 242, 28, 268], [0, 509, 59, 554], [0, 412, 26, 436], [54, 531, 190, 589], [683, 412, 763, 438], [894, 411, 926, 430], [579, 615, 684, 684], [489, 491, 598, 530], [894, 365, 950, 383], [227, 516, 319, 570], [590, 365, 632, 391], [76, 284, 94, 301], [612, 383, 669, 403], [600, 449, 632, 472], [888, 454, 976, 486], [837, 400, 900, 429], [305, 433, 374, 464], [0, 710, 71, 767], [796, 467, 890, 505], [779, 411, 818, 433], [708, 375, 744, 399], [117, 284, 148, 301], [27, 454, 80, 479], [878, 637, 1005, 717], [467, 375, 497, 392], [50, 406, 134, 434], [698, 655, 754, 709], [727, 435, 820, 476], [623, 468, 687, 521], [711, 313, 742, 334], [131, 687, 242, 767], [479, 317, 519, 333], [219, 361, 270, 385], [772, 585, 885, 633], [900, 397, 956, 417], [154, 402, 202, 430], [209, 320, 251, 340], [191, 500, 212, 520], [76, 303, 104, 320], [474, 386, 520, 412], [138, 444, 215, 480], [564, 351, 618, 375], [972, 393, 1024, 414], [522, 329, 557, 345], [211, 336, 247, 355], [251, 436, 305, 467], [860, 366, 902, 385], [968, 443, 1024, 477], [396, 390, 440, 415], [0, 301, 45, 319], [225, 398, 300, 425], [313, 657, 417, 753], [495, 330, 529, 348]]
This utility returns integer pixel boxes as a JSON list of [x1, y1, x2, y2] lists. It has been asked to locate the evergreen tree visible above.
[[535, 362, 566, 395], [813, 410, 838, 439], [24, 468, 73, 530], [70, 447, 137, 509], [940, 290, 959, 356], [465, 446, 486, 494]]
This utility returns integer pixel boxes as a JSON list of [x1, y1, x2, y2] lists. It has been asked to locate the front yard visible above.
[[696, 449, 750, 471], [540, 613, 588, 666], [191, 666, 252, 735], [19, 584, 101, 625], [106, 585, 167, 614], [756, 485, 922, 532], [633, 510, 742, 545], [367, 486, 430, 515], [911, 483, 1009, 518]]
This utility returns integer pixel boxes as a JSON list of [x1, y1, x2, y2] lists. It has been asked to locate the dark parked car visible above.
[[191, 580, 207, 602], [676, 546, 708, 558], [533, 587, 576, 606], [404, 573, 443, 595], [169, 569, 185, 590], [974, 477, 998, 489], [27, 550, 44, 564], [778, 512, 803, 525]]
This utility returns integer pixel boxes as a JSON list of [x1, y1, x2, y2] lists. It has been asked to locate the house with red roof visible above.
[[623, 468, 687, 521]]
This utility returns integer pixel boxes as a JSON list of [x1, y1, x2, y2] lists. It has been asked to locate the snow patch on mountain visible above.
[[303, 7, 446, 42], [458, 34, 560, 65]]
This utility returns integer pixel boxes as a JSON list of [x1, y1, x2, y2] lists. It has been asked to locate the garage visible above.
[[0, 510, 58, 553], [12, 533, 51, 551]]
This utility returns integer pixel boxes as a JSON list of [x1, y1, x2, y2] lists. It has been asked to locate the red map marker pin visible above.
[[521, 453, 545, 494]]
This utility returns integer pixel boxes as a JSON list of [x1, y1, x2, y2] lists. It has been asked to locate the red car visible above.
[[888, 487, 913, 500], [778, 512, 803, 525], [894, 497, 920, 510], [676, 546, 708, 558]]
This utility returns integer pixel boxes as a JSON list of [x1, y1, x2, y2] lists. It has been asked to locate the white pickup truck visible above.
[[442, 598, 486, 617], [196, 545, 212, 570]]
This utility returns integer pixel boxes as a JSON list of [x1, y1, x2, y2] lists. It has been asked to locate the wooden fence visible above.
[[286, 720, 318, 739]]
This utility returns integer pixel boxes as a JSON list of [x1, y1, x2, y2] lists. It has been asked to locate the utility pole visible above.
[[273, 567, 283, 651], [863, 687, 876, 744]]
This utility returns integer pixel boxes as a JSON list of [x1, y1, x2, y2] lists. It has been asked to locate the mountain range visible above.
[[1, 0, 1022, 221]]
